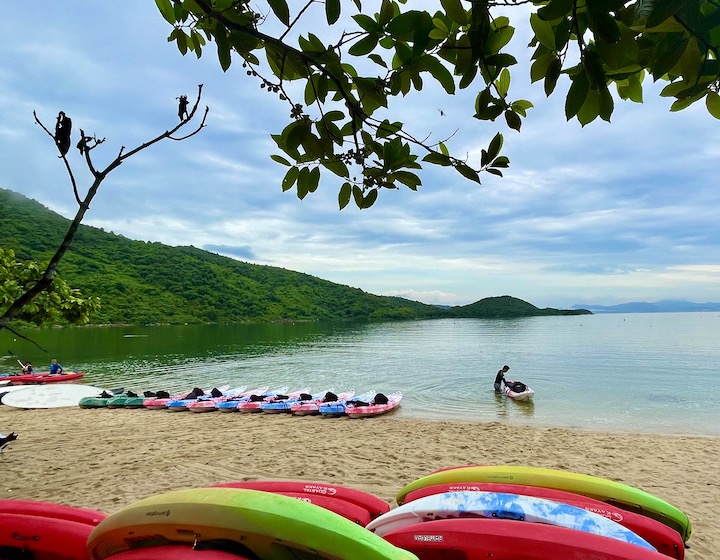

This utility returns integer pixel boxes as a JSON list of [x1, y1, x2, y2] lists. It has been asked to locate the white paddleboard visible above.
[[1, 384, 107, 409]]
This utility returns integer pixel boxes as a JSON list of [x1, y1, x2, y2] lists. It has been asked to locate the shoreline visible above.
[[0, 407, 716, 559]]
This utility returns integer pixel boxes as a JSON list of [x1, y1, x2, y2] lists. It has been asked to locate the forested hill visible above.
[[0, 189, 589, 325], [0, 189, 442, 324]]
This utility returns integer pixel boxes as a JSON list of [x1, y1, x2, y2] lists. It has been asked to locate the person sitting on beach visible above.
[[494, 365, 509, 393], [21, 362, 33, 374], [49, 359, 64, 375]]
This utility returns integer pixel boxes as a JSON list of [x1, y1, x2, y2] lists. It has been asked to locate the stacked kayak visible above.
[[1, 499, 106, 560], [86, 487, 415, 560], [383, 464, 690, 559]]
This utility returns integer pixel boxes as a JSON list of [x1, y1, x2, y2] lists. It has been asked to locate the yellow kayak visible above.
[[87, 487, 418, 560]]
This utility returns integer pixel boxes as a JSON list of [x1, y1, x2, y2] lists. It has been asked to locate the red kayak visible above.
[[383, 518, 671, 560], [211, 480, 390, 521], [0, 499, 106, 560], [1, 371, 84, 385]]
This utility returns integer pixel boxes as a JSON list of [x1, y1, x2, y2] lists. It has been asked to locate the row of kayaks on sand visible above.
[[78, 385, 403, 418], [0, 464, 691, 559]]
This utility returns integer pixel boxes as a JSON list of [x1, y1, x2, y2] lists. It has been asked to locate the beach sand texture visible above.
[[0, 407, 716, 559]]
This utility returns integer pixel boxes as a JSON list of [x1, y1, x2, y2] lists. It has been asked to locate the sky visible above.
[[1, 2, 719, 309]]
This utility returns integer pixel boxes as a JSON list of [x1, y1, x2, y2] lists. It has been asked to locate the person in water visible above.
[[21, 361, 33, 374], [49, 359, 64, 375], [494, 365, 509, 393]]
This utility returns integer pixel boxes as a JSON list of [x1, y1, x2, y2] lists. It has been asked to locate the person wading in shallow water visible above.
[[494, 365, 509, 393]]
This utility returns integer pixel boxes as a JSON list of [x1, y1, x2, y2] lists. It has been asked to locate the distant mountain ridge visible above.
[[0, 188, 589, 325], [572, 300, 720, 313]]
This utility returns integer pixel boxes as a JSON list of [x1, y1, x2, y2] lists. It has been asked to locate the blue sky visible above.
[[1, 2, 718, 308]]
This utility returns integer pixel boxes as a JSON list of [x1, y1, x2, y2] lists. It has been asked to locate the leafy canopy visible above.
[[157, 0, 720, 209]]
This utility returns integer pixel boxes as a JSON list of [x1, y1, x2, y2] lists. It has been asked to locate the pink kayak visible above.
[[346, 391, 402, 418], [235, 386, 290, 413], [185, 386, 252, 413], [291, 390, 355, 416]]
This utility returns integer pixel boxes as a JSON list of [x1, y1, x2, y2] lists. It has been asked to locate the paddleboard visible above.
[[367, 490, 655, 550], [395, 465, 692, 542], [86, 488, 417, 560], [402, 482, 684, 559], [383, 518, 670, 560], [2, 384, 108, 409]]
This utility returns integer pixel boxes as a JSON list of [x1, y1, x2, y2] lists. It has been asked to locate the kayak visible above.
[[259, 387, 314, 413], [166, 385, 232, 412], [504, 379, 535, 400], [319, 390, 376, 418], [291, 389, 355, 416], [0, 371, 84, 385], [235, 386, 290, 413], [183, 386, 249, 413], [215, 386, 270, 412], [346, 391, 402, 418]]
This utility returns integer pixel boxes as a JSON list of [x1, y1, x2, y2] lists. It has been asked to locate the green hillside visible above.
[[0, 189, 589, 325], [448, 295, 590, 318]]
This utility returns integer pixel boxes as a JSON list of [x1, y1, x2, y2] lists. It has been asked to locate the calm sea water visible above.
[[2, 313, 718, 436]]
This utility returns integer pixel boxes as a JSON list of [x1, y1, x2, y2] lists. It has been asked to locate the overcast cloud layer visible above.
[[1, 2, 718, 308]]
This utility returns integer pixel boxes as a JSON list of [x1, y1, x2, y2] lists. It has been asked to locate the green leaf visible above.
[[566, 70, 590, 120], [282, 166, 299, 192], [308, 167, 320, 193], [441, 0, 467, 25], [577, 89, 601, 126], [423, 152, 453, 166], [496, 68, 511, 97], [419, 56, 455, 94], [537, 0, 573, 22], [339, 182, 352, 210], [455, 163, 481, 183], [706, 91, 720, 120], [349, 34, 379, 56], [393, 170, 422, 190], [325, 0, 341, 24], [323, 159, 350, 178], [267, 0, 290, 26], [271, 154, 291, 166], [646, 0, 686, 28], [297, 167, 310, 199], [354, 14, 381, 33], [544, 57, 562, 96], [155, 0, 176, 24], [530, 13, 556, 50], [504, 110, 522, 131], [487, 133, 503, 162]]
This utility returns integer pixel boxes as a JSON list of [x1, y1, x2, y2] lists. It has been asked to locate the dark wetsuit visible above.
[[494, 369, 506, 393]]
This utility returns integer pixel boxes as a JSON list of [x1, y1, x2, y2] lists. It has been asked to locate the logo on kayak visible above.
[[448, 485, 480, 491], [146, 509, 170, 517], [302, 484, 337, 496], [586, 507, 623, 522], [414, 535, 443, 542]]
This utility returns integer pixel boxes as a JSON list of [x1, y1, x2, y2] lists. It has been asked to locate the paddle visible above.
[[7, 350, 24, 369]]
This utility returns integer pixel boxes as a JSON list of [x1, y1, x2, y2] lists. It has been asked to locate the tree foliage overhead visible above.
[[157, 0, 720, 209]]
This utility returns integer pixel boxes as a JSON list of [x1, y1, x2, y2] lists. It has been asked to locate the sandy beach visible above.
[[0, 406, 716, 559]]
